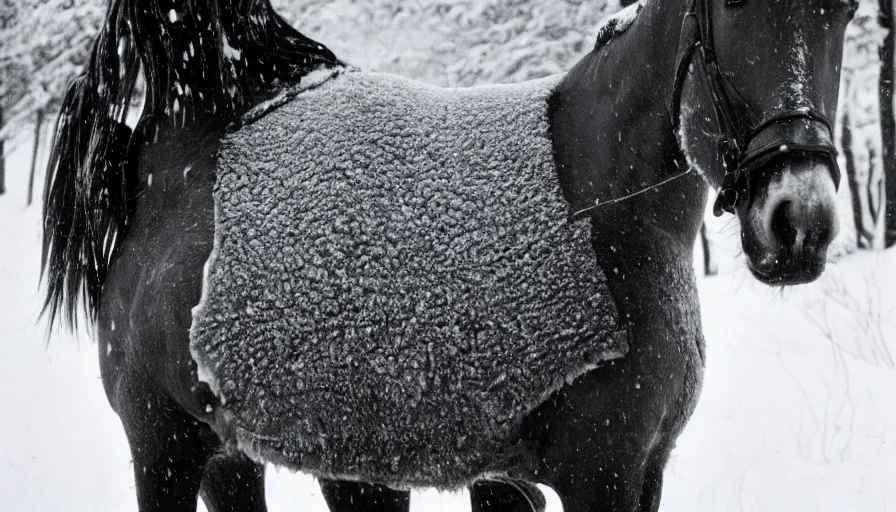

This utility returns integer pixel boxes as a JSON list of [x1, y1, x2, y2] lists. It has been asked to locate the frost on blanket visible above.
[[190, 71, 628, 488]]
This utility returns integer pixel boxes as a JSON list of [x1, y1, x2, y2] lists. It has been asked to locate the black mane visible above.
[[41, 0, 342, 329]]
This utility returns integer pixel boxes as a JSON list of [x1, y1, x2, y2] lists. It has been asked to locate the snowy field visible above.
[[1, 134, 894, 512]]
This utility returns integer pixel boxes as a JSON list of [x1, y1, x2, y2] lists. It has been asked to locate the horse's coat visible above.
[[189, 70, 628, 488]]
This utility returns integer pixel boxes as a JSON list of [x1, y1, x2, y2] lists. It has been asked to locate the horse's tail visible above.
[[42, 0, 343, 331], [41, 1, 139, 330]]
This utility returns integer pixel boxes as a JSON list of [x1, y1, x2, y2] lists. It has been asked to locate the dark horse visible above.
[[42, 0, 854, 510]]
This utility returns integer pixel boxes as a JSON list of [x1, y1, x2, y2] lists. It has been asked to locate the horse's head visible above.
[[676, 0, 855, 285]]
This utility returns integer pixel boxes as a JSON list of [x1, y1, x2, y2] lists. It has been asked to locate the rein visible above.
[[670, 0, 840, 216]]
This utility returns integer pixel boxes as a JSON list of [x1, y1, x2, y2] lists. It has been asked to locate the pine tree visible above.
[[0, 0, 101, 141], [276, 0, 623, 87], [880, 0, 896, 247], [0, 104, 5, 196], [839, 0, 889, 249], [0, 0, 19, 196]]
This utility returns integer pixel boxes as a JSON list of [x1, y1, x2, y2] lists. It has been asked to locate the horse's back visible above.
[[223, 70, 565, 189]]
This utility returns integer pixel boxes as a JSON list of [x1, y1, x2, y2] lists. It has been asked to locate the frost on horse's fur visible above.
[[189, 70, 628, 488]]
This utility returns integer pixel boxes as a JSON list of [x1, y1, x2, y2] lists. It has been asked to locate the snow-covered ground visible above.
[[1, 135, 894, 512]]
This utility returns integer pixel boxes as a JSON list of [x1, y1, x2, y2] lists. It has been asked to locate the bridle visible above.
[[670, 0, 841, 216]]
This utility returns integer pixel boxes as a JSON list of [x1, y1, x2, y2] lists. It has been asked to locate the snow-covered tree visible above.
[[0, 0, 102, 199], [275, 0, 626, 87], [0, 0, 17, 196], [880, 0, 896, 247], [837, 0, 896, 249], [0, 0, 101, 133], [0, 104, 5, 196]]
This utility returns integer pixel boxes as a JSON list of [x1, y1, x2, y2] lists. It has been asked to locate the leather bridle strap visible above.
[[670, 0, 840, 217], [739, 110, 838, 174]]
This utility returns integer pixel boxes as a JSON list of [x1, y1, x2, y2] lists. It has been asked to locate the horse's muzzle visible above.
[[740, 154, 839, 286]]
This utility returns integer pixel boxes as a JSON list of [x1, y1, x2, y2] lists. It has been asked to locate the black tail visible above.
[[41, 0, 342, 330], [41, 0, 139, 330]]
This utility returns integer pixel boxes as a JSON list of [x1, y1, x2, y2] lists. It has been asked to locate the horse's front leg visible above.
[[635, 448, 673, 512], [531, 360, 678, 512], [523, 233, 704, 512]]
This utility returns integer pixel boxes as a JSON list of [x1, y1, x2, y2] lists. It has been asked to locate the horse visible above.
[[40, 0, 855, 510]]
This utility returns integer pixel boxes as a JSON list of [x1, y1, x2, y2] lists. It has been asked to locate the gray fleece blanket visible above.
[[190, 70, 628, 489]]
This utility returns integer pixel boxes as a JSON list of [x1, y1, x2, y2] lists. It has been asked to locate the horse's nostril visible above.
[[770, 200, 798, 248]]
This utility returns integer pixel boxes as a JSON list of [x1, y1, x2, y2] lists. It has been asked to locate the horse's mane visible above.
[[594, 1, 644, 51], [41, 0, 342, 330]]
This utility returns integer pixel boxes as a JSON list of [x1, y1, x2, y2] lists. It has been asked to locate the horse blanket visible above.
[[189, 69, 628, 488]]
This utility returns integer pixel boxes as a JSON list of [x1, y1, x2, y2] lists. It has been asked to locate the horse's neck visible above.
[[551, 0, 706, 249]]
